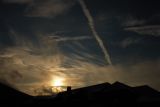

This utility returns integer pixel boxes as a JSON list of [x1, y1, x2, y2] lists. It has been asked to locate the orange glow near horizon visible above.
[[51, 77, 65, 86], [51, 77, 66, 93], [51, 86, 66, 93]]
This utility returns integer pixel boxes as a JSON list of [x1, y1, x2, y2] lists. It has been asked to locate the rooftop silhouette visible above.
[[0, 82, 160, 106]]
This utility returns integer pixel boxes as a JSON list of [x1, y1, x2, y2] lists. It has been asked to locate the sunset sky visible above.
[[0, 0, 160, 96]]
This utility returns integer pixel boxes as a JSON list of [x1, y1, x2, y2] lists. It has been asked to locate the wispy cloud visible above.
[[49, 35, 92, 42], [0, 29, 100, 95], [27, 0, 75, 17], [121, 15, 146, 27], [120, 14, 160, 36], [125, 25, 160, 36], [3, 0, 75, 18], [2, 0, 32, 4], [1, 32, 160, 95], [120, 37, 142, 48]]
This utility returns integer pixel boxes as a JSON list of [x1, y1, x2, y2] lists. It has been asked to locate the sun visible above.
[[52, 77, 64, 87], [53, 79, 63, 86], [51, 77, 66, 93]]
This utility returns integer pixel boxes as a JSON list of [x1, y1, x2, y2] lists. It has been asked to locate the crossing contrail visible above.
[[78, 0, 112, 65]]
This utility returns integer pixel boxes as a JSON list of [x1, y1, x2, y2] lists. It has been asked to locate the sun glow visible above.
[[52, 77, 64, 86], [51, 77, 66, 93], [51, 86, 66, 93]]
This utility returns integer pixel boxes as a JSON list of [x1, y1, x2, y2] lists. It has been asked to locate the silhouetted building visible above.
[[0, 82, 160, 106], [67, 86, 72, 92]]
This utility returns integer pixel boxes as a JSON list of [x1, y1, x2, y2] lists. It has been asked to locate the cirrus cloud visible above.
[[2, 0, 76, 18], [2, 0, 32, 4], [26, 0, 75, 18]]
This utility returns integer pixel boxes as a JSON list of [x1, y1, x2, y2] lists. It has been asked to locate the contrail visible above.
[[78, 0, 112, 65], [49, 36, 92, 42]]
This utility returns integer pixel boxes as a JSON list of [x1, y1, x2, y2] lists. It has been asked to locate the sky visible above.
[[0, 0, 160, 96]]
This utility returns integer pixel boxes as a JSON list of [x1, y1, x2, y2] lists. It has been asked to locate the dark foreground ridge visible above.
[[0, 82, 160, 106]]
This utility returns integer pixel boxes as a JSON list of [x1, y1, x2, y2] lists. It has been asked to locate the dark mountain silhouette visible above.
[[0, 82, 160, 106]]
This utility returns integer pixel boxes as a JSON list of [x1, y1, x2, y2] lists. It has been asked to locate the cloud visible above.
[[2, 0, 75, 18], [2, 0, 32, 4], [48, 35, 92, 42], [26, 0, 75, 17], [120, 14, 160, 36], [23, 59, 160, 96], [0, 29, 65, 93], [121, 15, 146, 27], [1, 45, 160, 96], [1, 28, 160, 96], [125, 25, 160, 36], [0, 29, 97, 95], [73, 60, 160, 91], [120, 37, 142, 48]]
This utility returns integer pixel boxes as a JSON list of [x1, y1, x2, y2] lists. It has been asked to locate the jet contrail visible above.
[[49, 36, 92, 42], [78, 0, 112, 65]]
